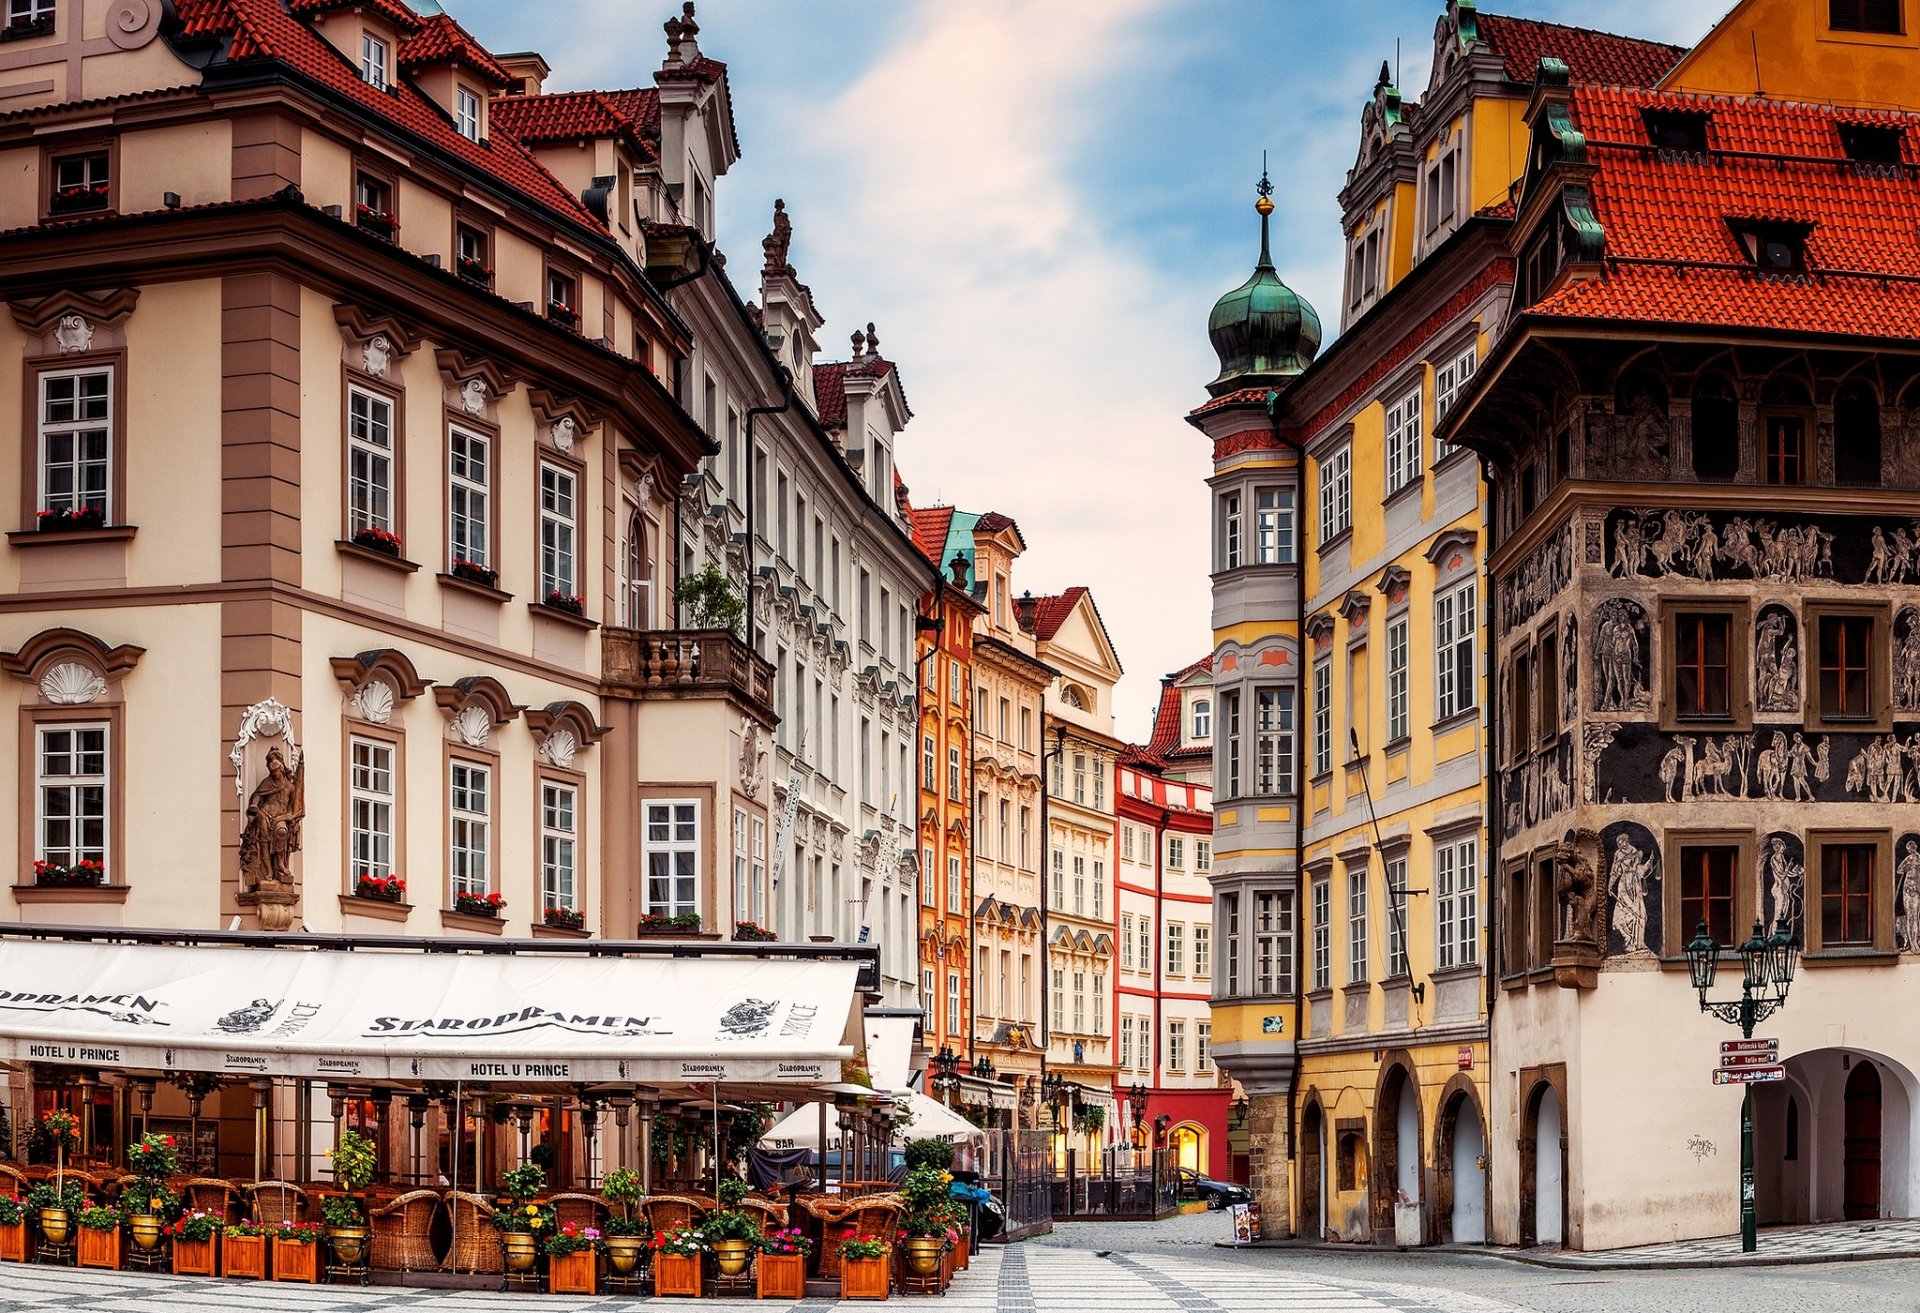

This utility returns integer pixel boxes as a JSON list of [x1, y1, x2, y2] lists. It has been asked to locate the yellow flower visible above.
[[526, 1205, 538, 1216]]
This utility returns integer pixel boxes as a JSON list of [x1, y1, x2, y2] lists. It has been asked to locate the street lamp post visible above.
[[1683, 914, 1800, 1254], [930, 1045, 961, 1108]]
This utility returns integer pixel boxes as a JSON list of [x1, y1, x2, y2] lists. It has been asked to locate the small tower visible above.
[[1205, 170, 1322, 397]]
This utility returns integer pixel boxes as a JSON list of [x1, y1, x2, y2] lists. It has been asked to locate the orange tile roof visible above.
[[908, 505, 954, 566], [490, 88, 660, 161], [1475, 12, 1682, 88], [1530, 86, 1920, 338], [399, 13, 511, 85], [1028, 587, 1085, 642], [288, 0, 422, 35], [1141, 655, 1211, 765], [812, 356, 898, 430]]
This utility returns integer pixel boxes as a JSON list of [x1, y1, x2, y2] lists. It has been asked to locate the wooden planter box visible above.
[[757, 1252, 806, 1299], [223, 1233, 267, 1279], [0, 1218, 25, 1262], [653, 1251, 702, 1297], [548, 1249, 597, 1294], [271, 1238, 319, 1283], [77, 1225, 120, 1270], [172, 1234, 218, 1276], [955, 1234, 969, 1269], [842, 1253, 890, 1300]]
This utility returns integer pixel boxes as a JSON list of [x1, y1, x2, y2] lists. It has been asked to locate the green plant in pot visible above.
[[489, 1162, 551, 1272], [600, 1166, 648, 1273], [28, 1179, 83, 1244], [124, 1131, 182, 1249], [323, 1129, 376, 1265], [702, 1176, 762, 1277], [898, 1164, 959, 1276]]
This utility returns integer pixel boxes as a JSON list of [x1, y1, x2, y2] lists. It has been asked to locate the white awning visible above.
[[0, 938, 858, 1086], [958, 1073, 1015, 1110], [759, 1087, 982, 1151]]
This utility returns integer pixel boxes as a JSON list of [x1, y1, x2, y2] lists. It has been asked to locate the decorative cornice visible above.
[[329, 649, 431, 701], [0, 627, 145, 683], [1337, 590, 1371, 624], [333, 301, 421, 355], [433, 346, 524, 399], [9, 287, 140, 335], [1424, 526, 1479, 565]]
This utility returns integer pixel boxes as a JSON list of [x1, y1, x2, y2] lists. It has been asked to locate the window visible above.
[[1138, 913, 1153, 974], [353, 173, 393, 237], [1435, 838, 1478, 969], [947, 745, 962, 801], [1122, 825, 1135, 863], [1763, 414, 1808, 484], [455, 224, 490, 286], [1831, 0, 1902, 34], [360, 31, 389, 88], [1222, 690, 1242, 794], [1167, 836, 1185, 869], [1166, 922, 1185, 975], [1433, 581, 1477, 720], [1020, 707, 1032, 750], [1841, 121, 1904, 168], [1385, 388, 1422, 496], [1120, 1014, 1134, 1068], [1433, 344, 1477, 436], [36, 724, 106, 875], [644, 801, 699, 917], [1223, 894, 1240, 995], [48, 150, 108, 213], [1093, 972, 1106, 1034], [1121, 912, 1135, 969], [1312, 661, 1333, 776], [1673, 613, 1733, 720], [1386, 617, 1409, 742], [1166, 1019, 1186, 1072], [1819, 842, 1877, 948], [1347, 868, 1369, 984], [1095, 760, 1107, 810], [37, 368, 111, 520], [923, 969, 936, 1032], [1256, 891, 1293, 995], [449, 762, 490, 898], [998, 800, 1010, 862], [1197, 1020, 1213, 1072], [1680, 845, 1738, 948], [1510, 651, 1533, 761], [1532, 855, 1557, 971], [1254, 488, 1294, 563], [448, 426, 490, 571], [1817, 612, 1876, 721], [1537, 630, 1560, 739], [1093, 861, 1106, 918], [1197, 840, 1211, 871], [1072, 855, 1086, 914], [1505, 863, 1529, 974], [1051, 969, 1065, 1030], [539, 463, 577, 601], [1643, 108, 1709, 154], [1310, 878, 1331, 990], [1194, 923, 1210, 976], [6, 0, 53, 28], [546, 269, 578, 323], [1254, 688, 1294, 794], [948, 855, 963, 911], [1385, 856, 1409, 978], [541, 782, 578, 913], [1073, 754, 1087, 805], [453, 85, 482, 141], [1319, 443, 1352, 542], [1835, 380, 1883, 485], [1050, 848, 1064, 908], [974, 792, 987, 853], [1020, 807, 1032, 869], [1220, 492, 1242, 570], [348, 737, 394, 881], [1691, 377, 1740, 481], [1192, 699, 1212, 739], [998, 696, 1011, 740], [920, 846, 934, 907], [947, 973, 962, 1035]]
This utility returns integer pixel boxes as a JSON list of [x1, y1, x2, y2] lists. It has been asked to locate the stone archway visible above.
[[1299, 1096, 1326, 1241], [1432, 1074, 1488, 1245], [1758, 1048, 1920, 1225], [1519, 1080, 1565, 1247], [1372, 1058, 1423, 1244]]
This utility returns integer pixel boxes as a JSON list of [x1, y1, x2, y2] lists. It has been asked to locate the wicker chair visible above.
[[0, 1163, 25, 1197], [245, 1181, 308, 1225], [641, 1193, 708, 1233], [99, 1173, 141, 1206], [179, 1177, 237, 1221], [370, 1190, 443, 1272], [740, 1196, 789, 1230], [547, 1191, 610, 1232], [443, 1190, 503, 1275]]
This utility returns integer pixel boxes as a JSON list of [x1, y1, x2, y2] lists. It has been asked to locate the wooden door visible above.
[[1844, 1062, 1882, 1221]]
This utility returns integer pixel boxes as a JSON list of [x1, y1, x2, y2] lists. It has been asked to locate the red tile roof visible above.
[[908, 505, 955, 567], [490, 88, 660, 161], [1475, 13, 1682, 88], [1141, 656, 1212, 764], [1530, 87, 1920, 338], [399, 13, 511, 85], [1028, 587, 1085, 642], [811, 356, 898, 430], [167, 0, 597, 229], [288, 0, 422, 35]]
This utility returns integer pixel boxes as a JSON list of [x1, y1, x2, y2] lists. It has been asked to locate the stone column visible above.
[[1247, 1092, 1293, 1237]]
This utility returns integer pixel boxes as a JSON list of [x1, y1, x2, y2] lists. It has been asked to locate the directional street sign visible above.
[[1721, 1039, 1778, 1055], [1719, 1052, 1781, 1070], [1713, 1066, 1785, 1085]]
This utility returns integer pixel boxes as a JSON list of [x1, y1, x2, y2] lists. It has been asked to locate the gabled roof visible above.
[[1529, 86, 1920, 337], [908, 505, 955, 567], [812, 355, 907, 431], [398, 13, 510, 85], [1027, 587, 1086, 642], [1142, 656, 1213, 764], [288, 0, 422, 35], [1475, 12, 1682, 88], [490, 88, 661, 162]]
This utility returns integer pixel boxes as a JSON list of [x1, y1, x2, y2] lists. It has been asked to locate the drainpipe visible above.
[[743, 376, 795, 653]]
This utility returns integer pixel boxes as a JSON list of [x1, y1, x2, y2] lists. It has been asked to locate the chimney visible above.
[[494, 51, 550, 98]]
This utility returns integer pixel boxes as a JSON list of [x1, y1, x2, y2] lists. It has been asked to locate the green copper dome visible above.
[[1206, 176, 1321, 395]]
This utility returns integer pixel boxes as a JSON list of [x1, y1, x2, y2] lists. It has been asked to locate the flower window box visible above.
[[37, 506, 106, 533], [454, 891, 504, 918], [354, 205, 397, 239], [638, 912, 702, 936], [222, 1230, 267, 1279], [542, 906, 584, 931], [0, 14, 54, 41], [355, 874, 406, 903], [48, 184, 107, 214], [352, 527, 402, 557], [543, 591, 586, 617], [732, 920, 776, 942], [546, 301, 579, 329], [456, 255, 493, 287], [449, 556, 498, 588], [33, 859, 106, 888]]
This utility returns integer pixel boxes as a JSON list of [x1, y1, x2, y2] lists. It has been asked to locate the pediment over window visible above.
[[333, 302, 422, 377], [1338, 590, 1372, 625], [1, 627, 144, 703], [432, 675, 523, 747], [525, 700, 611, 768]]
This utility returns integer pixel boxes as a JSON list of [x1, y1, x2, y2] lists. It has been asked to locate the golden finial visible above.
[[1256, 152, 1274, 215]]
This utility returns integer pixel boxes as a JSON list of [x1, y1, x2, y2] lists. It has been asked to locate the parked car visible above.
[[1175, 1167, 1251, 1209]]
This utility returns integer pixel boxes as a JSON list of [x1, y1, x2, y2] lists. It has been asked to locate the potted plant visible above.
[[637, 911, 702, 935], [546, 299, 579, 328], [319, 1194, 368, 1268], [649, 1223, 706, 1297], [40, 1107, 81, 1234], [351, 526, 403, 557], [676, 562, 745, 635], [702, 1176, 761, 1277], [897, 1165, 954, 1278], [0, 1194, 25, 1262], [354, 204, 397, 238], [124, 1131, 181, 1253], [839, 1234, 890, 1300], [543, 589, 586, 616], [732, 920, 776, 942], [31, 858, 106, 887], [323, 1127, 376, 1265], [27, 1179, 81, 1246], [35, 506, 106, 532], [756, 1226, 811, 1299], [354, 873, 405, 902], [545, 1221, 600, 1294], [600, 1165, 647, 1276], [269, 1220, 322, 1282], [222, 1220, 268, 1279], [542, 904, 585, 930], [449, 555, 498, 588], [76, 1204, 121, 1269], [49, 182, 109, 213], [166, 1210, 221, 1275], [489, 1162, 550, 1273], [454, 890, 505, 917], [455, 255, 492, 286]]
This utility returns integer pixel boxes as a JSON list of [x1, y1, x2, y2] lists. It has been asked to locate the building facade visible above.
[[1446, 0, 1920, 1250]]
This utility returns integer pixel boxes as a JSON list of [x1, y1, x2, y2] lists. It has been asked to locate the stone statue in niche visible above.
[[1898, 835, 1920, 952], [1606, 829, 1657, 957], [1555, 830, 1605, 947], [738, 716, 767, 794], [54, 313, 94, 354], [362, 334, 393, 377], [1562, 615, 1578, 728], [1754, 607, 1800, 714], [1762, 833, 1805, 937], [1592, 598, 1649, 712], [238, 745, 304, 888], [1896, 607, 1920, 713]]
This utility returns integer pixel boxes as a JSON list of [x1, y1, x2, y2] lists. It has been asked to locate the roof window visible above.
[[1830, 0, 1902, 35], [1839, 121, 1904, 170], [1643, 109, 1710, 159], [1729, 220, 1811, 274]]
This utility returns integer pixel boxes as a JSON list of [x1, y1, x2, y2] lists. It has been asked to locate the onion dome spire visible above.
[[1206, 160, 1321, 396]]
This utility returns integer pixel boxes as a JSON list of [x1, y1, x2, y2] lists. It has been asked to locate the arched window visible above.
[[1691, 376, 1739, 481], [1191, 699, 1212, 739], [1835, 379, 1882, 486], [1061, 685, 1086, 711], [622, 510, 648, 628]]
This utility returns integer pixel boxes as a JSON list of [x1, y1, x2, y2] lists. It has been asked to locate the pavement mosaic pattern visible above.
[[1507, 1217, 1920, 1267]]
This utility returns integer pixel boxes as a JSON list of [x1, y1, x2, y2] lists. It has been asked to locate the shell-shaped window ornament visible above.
[[350, 678, 396, 724], [451, 704, 492, 747], [39, 662, 106, 705], [542, 727, 578, 769]]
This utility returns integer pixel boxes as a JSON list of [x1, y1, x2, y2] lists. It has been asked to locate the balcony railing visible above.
[[602, 626, 774, 715]]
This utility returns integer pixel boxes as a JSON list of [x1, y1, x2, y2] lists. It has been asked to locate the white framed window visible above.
[[1020, 806, 1032, 869], [1197, 839, 1211, 871], [449, 761, 490, 898], [1219, 491, 1242, 570], [644, 800, 699, 917], [947, 973, 962, 1034], [1312, 661, 1332, 776], [1385, 387, 1423, 496], [1385, 855, 1409, 978], [1051, 968, 1064, 1029], [8, 0, 55, 24], [36, 723, 106, 874], [947, 854, 963, 910], [1071, 971, 1086, 1033], [1167, 835, 1186, 869], [949, 659, 963, 705], [1166, 1019, 1186, 1072], [1255, 688, 1294, 794], [1436, 836, 1480, 969], [1122, 826, 1135, 862], [1318, 443, 1351, 542], [1433, 342, 1478, 447], [1137, 913, 1152, 974], [1094, 760, 1106, 810], [360, 31, 389, 88], [1072, 854, 1086, 913], [1310, 878, 1331, 990], [1072, 753, 1087, 805], [1256, 891, 1293, 995], [539, 463, 577, 600], [733, 808, 750, 923], [621, 510, 648, 627], [1435, 580, 1478, 719], [1194, 924, 1211, 976], [1254, 488, 1294, 564], [923, 968, 936, 1032], [1120, 1014, 1134, 1069], [998, 800, 1010, 861], [1121, 912, 1135, 969], [348, 736, 394, 881], [1192, 699, 1212, 739], [448, 425, 490, 570], [1347, 869, 1369, 984], [37, 368, 111, 519], [1092, 860, 1105, 918], [346, 386, 394, 538], [454, 85, 482, 141], [1223, 894, 1240, 995], [1222, 690, 1242, 795], [922, 735, 935, 791], [1092, 972, 1105, 1034], [1166, 922, 1185, 975], [1050, 847, 1064, 908], [920, 845, 935, 907], [1387, 616, 1410, 742], [541, 782, 578, 913], [1197, 1021, 1213, 1072], [948, 745, 962, 801]]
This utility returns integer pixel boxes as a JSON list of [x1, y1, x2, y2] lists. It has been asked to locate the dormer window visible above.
[[1729, 220, 1810, 274], [1831, 0, 1901, 34], [360, 32, 389, 89], [455, 86, 482, 141], [1425, 147, 1458, 235], [1840, 121, 1904, 176], [1643, 109, 1710, 159]]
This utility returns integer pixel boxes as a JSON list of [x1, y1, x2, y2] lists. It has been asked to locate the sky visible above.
[[446, 0, 1735, 742]]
